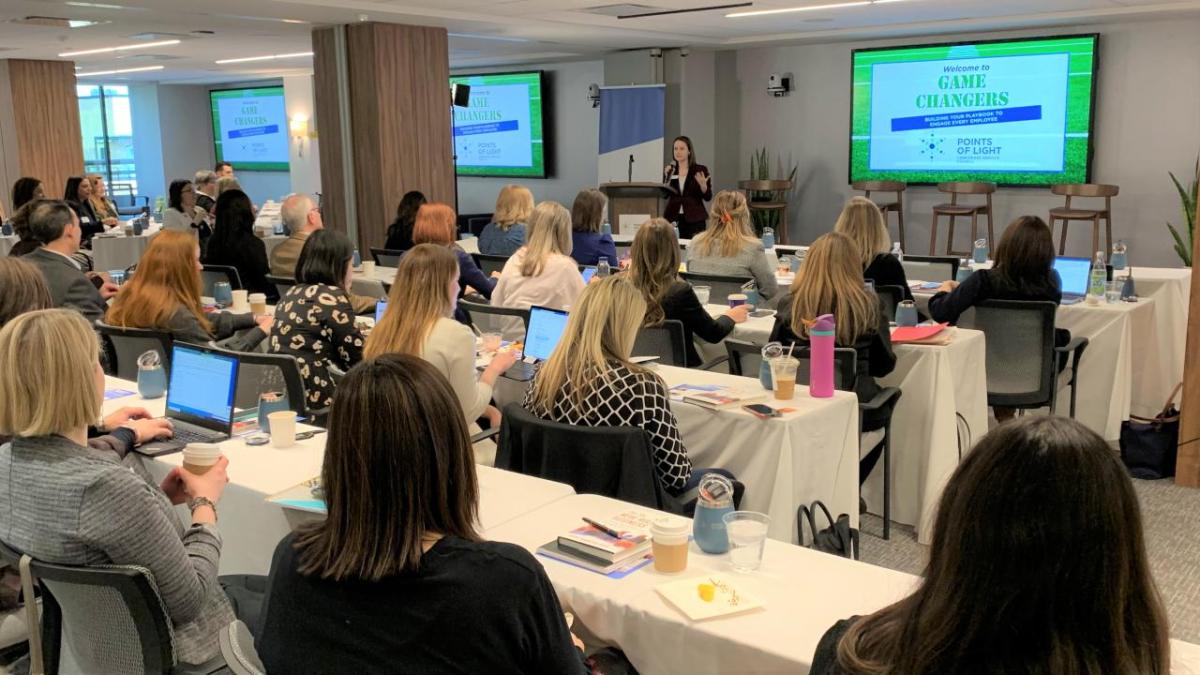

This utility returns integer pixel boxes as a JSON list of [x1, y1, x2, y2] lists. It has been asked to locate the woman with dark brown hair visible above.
[[257, 354, 586, 674], [569, 188, 617, 266], [810, 415, 1170, 674]]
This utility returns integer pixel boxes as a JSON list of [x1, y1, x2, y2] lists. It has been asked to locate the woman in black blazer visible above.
[[662, 136, 713, 239], [64, 176, 104, 243], [203, 189, 275, 301], [834, 196, 913, 302]]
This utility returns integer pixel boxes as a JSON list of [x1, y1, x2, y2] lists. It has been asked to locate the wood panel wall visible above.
[[312, 29, 347, 234], [1176, 197, 1200, 486], [312, 23, 454, 250], [2, 60, 84, 203]]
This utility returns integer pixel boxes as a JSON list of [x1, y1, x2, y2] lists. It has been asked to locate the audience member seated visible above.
[[810, 416, 1170, 674], [163, 179, 211, 242], [203, 189, 275, 300], [269, 194, 376, 315], [10, 177, 43, 214], [569, 188, 618, 267], [257, 353, 586, 674], [629, 218, 747, 368], [0, 309, 261, 667], [86, 173, 120, 228], [834, 196, 912, 301], [193, 170, 219, 217], [64, 175, 106, 244], [478, 184, 533, 256], [107, 230, 271, 352], [525, 276, 732, 502], [268, 229, 365, 410], [383, 190, 427, 252], [413, 202, 495, 321], [217, 176, 242, 197], [6, 198, 47, 258], [365, 244, 517, 463], [685, 190, 778, 301], [215, 161, 234, 180], [492, 201, 586, 339], [22, 201, 117, 323]]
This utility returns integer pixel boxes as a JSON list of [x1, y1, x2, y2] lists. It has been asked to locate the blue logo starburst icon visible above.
[[918, 132, 945, 161]]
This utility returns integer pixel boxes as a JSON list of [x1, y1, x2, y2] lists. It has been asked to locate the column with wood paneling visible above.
[[311, 22, 454, 251], [1177, 196, 1200, 486], [0, 60, 85, 213]]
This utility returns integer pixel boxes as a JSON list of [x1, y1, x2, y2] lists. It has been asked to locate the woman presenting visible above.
[[662, 136, 712, 239]]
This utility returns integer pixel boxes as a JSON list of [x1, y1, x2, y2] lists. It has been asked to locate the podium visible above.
[[599, 182, 677, 234]]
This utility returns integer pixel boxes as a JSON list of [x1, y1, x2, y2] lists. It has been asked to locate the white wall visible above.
[[283, 74, 320, 198], [727, 18, 1200, 266], [129, 84, 165, 204], [156, 84, 214, 187], [454, 60, 604, 215]]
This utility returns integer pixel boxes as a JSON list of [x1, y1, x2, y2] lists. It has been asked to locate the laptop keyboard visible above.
[[172, 427, 225, 445]]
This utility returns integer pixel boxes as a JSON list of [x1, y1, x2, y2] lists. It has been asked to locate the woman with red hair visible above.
[[413, 202, 496, 323]]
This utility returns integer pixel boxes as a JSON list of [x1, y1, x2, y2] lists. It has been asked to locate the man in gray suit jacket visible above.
[[23, 201, 118, 324]]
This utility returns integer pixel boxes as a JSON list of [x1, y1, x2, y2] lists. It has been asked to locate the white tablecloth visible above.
[[351, 264, 397, 298], [92, 231, 156, 272], [101, 377, 576, 575], [1125, 267, 1190, 416], [0, 235, 16, 257], [494, 364, 862, 543]]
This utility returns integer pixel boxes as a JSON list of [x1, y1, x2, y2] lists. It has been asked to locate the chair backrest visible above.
[[96, 322, 173, 380], [496, 403, 667, 510], [874, 285, 904, 322], [633, 320, 688, 367], [937, 181, 996, 195], [737, 180, 792, 201], [900, 255, 958, 283], [200, 265, 243, 294], [680, 271, 754, 305], [471, 252, 509, 277], [851, 180, 906, 194], [465, 214, 493, 237], [0, 539, 176, 675], [264, 274, 296, 299], [788, 346, 858, 392], [724, 339, 764, 377], [958, 300, 1057, 407], [209, 345, 314, 416], [1050, 183, 1119, 198], [459, 298, 531, 337], [369, 246, 405, 267]]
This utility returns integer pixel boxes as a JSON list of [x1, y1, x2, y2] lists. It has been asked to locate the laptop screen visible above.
[[523, 306, 570, 362], [375, 300, 388, 323], [580, 267, 597, 283], [166, 344, 238, 426], [1053, 257, 1092, 296]]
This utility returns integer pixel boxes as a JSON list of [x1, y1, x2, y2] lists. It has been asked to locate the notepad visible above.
[[890, 323, 953, 345]]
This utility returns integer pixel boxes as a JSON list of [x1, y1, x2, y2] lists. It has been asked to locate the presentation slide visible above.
[[850, 35, 1097, 186], [450, 71, 546, 178], [210, 86, 290, 171]]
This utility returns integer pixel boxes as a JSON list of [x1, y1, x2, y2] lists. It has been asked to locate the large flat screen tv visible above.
[[210, 85, 289, 172], [450, 70, 547, 178]]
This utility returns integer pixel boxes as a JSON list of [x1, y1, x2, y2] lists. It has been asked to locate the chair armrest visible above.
[[698, 356, 729, 371], [1053, 336, 1088, 356], [860, 386, 902, 414], [470, 427, 501, 444], [218, 620, 264, 675]]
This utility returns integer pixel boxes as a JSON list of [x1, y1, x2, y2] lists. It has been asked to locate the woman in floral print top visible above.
[[268, 230, 365, 409]]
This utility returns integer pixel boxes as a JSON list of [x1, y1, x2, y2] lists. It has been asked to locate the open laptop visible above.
[[374, 300, 388, 323], [504, 305, 570, 381], [1053, 256, 1092, 305], [137, 343, 240, 456]]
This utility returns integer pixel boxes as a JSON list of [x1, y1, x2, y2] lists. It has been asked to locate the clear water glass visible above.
[[693, 285, 711, 305], [108, 270, 126, 286], [1106, 280, 1122, 304], [723, 511, 770, 572]]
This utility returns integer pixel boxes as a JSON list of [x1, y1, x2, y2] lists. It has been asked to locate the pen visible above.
[[582, 517, 623, 539]]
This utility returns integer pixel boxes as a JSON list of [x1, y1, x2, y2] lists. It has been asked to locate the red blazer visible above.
[[663, 163, 713, 223]]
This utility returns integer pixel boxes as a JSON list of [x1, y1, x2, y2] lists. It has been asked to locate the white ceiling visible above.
[[0, 0, 1198, 83]]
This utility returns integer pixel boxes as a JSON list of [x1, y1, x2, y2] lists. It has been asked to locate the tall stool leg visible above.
[[1057, 217, 1068, 255], [1105, 213, 1113, 255], [1091, 216, 1100, 257], [780, 207, 788, 246], [986, 207, 995, 252], [898, 197, 907, 251], [945, 215, 956, 256], [969, 211, 979, 253], [929, 212, 938, 255]]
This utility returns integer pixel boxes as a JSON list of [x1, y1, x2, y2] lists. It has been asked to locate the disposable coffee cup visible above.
[[728, 293, 748, 308], [268, 411, 297, 448], [231, 289, 250, 312], [651, 517, 691, 574], [361, 261, 377, 276], [248, 292, 267, 315], [182, 443, 221, 475]]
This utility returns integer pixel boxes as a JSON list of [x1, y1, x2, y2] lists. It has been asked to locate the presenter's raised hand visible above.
[[663, 164, 673, 178], [695, 171, 709, 192]]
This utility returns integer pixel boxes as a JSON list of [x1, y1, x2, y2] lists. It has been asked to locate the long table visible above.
[[101, 376, 576, 575]]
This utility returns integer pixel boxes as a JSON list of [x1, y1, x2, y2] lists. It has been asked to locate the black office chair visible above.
[[681, 272, 754, 305], [265, 274, 296, 299], [209, 346, 328, 425], [0, 539, 226, 675], [369, 247, 405, 267], [899, 255, 958, 283], [959, 300, 1088, 418], [471, 253, 509, 277], [633, 320, 688, 367], [200, 265, 242, 295], [722, 339, 766, 378], [874, 285, 905, 322], [96, 322, 174, 380], [459, 299, 531, 337], [108, 182, 150, 217]]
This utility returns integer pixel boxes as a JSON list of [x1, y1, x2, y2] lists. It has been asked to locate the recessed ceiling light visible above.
[[65, 2, 126, 8], [214, 51, 313, 65], [59, 39, 180, 57], [76, 65, 164, 77], [726, 0, 910, 18]]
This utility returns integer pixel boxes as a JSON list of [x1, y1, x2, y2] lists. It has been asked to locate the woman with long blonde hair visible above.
[[106, 230, 272, 351], [365, 244, 516, 456], [833, 196, 912, 301], [685, 190, 778, 300], [491, 201, 585, 338], [86, 174, 120, 227], [479, 184, 534, 256], [628, 218, 747, 367]]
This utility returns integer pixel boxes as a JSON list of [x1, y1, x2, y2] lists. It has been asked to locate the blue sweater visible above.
[[478, 223, 526, 257], [570, 231, 618, 267]]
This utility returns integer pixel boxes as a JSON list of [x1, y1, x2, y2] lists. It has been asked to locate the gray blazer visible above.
[[24, 247, 107, 323], [166, 306, 266, 353], [0, 435, 234, 664], [684, 237, 780, 299]]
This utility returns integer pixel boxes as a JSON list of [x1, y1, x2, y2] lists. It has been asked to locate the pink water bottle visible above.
[[809, 314, 835, 398]]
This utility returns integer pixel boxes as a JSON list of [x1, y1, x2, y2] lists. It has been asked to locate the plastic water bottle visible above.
[[972, 238, 989, 264], [808, 314, 835, 398], [596, 259, 610, 278], [693, 473, 735, 554], [891, 241, 903, 261], [1, 221, 12, 237], [352, 249, 362, 268], [762, 226, 775, 250], [1087, 250, 1107, 304]]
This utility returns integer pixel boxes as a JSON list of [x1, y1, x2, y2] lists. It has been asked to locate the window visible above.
[[77, 84, 137, 194]]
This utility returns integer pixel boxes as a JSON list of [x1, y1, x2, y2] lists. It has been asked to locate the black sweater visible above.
[[863, 253, 913, 302], [659, 280, 735, 368], [928, 268, 1068, 349], [203, 231, 276, 301]]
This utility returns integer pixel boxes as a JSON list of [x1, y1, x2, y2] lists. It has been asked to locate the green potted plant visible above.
[[1166, 157, 1197, 266], [747, 147, 797, 237]]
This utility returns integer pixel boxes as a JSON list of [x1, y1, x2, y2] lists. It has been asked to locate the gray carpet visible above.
[[857, 477, 1200, 644]]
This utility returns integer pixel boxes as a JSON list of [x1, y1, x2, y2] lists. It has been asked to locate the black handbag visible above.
[[1120, 382, 1182, 480], [798, 501, 859, 560]]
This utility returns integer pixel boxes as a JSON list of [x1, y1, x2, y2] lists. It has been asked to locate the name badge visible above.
[[80, 216, 91, 223]]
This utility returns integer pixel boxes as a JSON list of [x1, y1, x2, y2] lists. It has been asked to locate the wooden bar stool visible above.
[[852, 180, 907, 251], [930, 181, 995, 257], [1048, 184, 1118, 256], [738, 179, 793, 245]]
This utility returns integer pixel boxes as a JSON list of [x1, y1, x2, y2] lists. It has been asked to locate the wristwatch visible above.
[[187, 496, 218, 521]]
